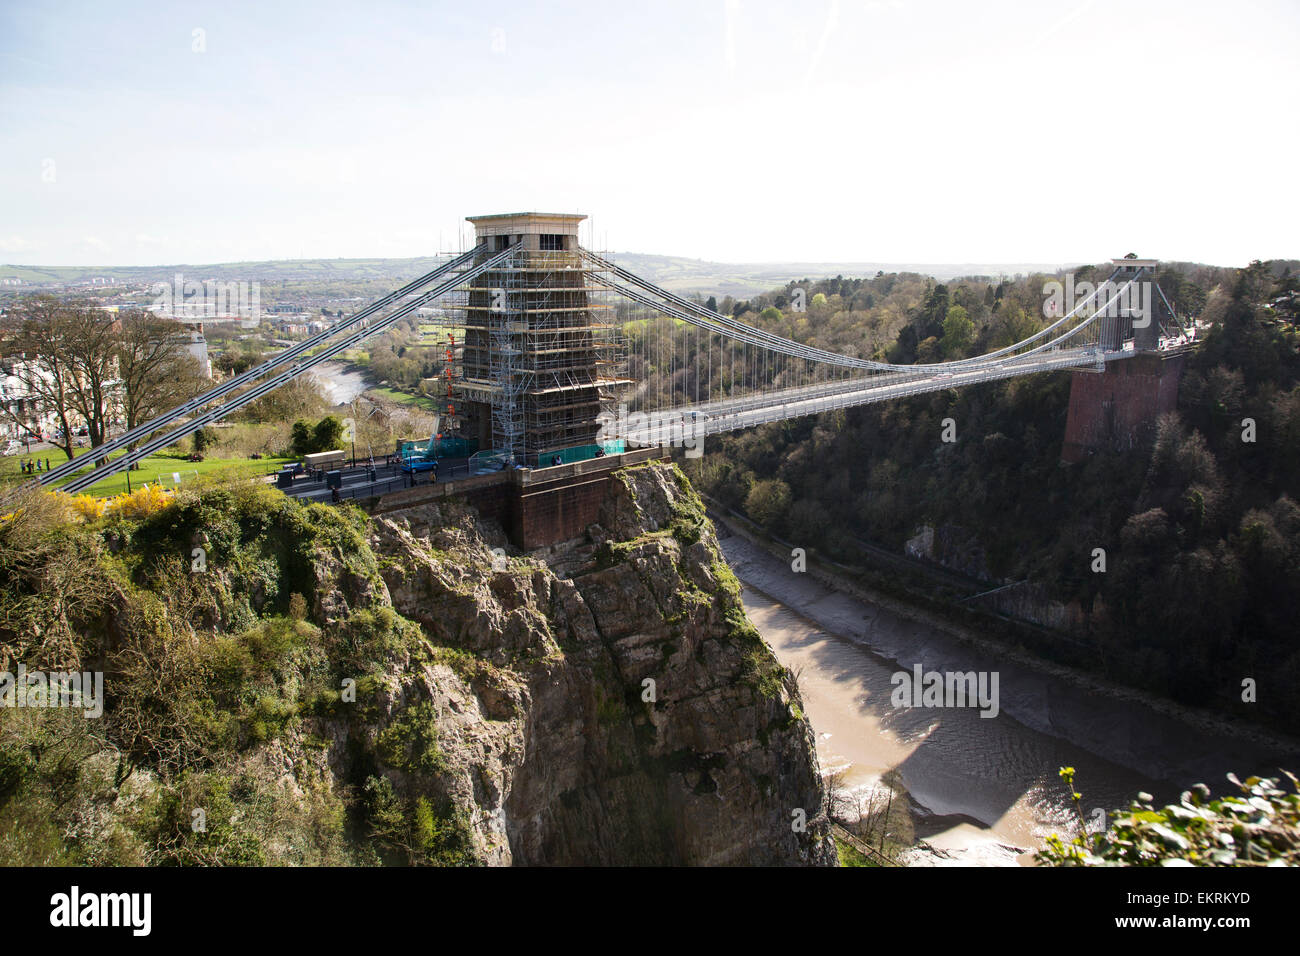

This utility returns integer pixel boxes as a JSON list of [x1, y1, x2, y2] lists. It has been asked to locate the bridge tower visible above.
[[1111, 257, 1170, 352], [1061, 257, 1186, 462], [454, 212, 626, 464]]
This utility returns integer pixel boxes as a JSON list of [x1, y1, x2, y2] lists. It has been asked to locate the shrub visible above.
[[290, 420, 314, 456], [70, 494, 105, 521], [291, 415, 347, 456], [112, 484, 174, 519], [1038, 767, 1300, 866]]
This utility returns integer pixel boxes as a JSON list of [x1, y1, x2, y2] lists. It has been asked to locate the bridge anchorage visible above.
[[33, 212, 1194, 494]]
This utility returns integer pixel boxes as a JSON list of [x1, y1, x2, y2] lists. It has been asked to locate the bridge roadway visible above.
[[614, 344, 1174, 446], [275, 456, 482, 503]]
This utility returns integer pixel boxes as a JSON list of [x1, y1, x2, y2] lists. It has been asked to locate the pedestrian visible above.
[[45, 458, 50, 471], [34, 459, 41, 473], [331, 486, 341, 503]]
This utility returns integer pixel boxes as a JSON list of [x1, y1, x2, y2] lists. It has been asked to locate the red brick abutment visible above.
[[366, 447, 669, 550], [1061, 350, 1188, 463]]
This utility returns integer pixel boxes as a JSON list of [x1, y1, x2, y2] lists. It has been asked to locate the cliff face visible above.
[[366, 462, 835, 865], [0, 464, 832, 866], [905, 523, 1087, 629]]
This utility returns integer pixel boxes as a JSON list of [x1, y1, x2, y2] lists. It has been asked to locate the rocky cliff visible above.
[[363, 462, 835, 865], [1, 463, 834, 866]]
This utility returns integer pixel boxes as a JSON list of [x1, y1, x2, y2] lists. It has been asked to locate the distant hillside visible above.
[[0, 252, 1079, 297], [0, 257, 446, 288], [610, 253, 1080, 298]]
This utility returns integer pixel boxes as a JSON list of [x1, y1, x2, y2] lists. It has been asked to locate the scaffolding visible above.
[[453, 225, 630, 463]]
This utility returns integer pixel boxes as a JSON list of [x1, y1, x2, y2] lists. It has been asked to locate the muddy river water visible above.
[[310, 361, 368, 406], [719, 529, 1300, 865]]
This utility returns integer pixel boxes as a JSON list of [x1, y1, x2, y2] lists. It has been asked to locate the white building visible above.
[[175, 320, 212, 378], [0, 358, 72, 441]]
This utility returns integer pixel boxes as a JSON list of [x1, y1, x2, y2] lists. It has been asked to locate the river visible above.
[[309, 361, 369, 406], [718, 527, 1300, 866]]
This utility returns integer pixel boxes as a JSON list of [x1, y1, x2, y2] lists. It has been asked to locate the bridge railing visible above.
[[616, 348, 1107, 444]]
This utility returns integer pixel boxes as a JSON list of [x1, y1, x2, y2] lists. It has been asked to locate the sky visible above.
[[1, 0, 1297, 268]]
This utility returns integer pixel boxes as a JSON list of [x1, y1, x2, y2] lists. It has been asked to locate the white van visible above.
[[3, 440, 21, 456]]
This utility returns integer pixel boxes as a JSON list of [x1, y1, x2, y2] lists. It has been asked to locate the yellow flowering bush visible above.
[[70, 494, 106, 520], [111, 484, 175, 519]]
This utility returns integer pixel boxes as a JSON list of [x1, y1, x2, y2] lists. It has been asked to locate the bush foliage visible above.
[[1039, 767, 1299, 866]]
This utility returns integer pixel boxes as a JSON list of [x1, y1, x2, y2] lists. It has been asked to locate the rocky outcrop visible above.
[[5, 465, 832, 866], [905, 523, 989, 580], [365, 462, 835, 865], [905, 523, 1087, 629]]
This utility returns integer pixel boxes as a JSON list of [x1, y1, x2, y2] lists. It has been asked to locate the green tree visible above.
[[745, 478, 792, 527], [940, 305, 973, 358], [290, 420, 314, 456], [116, 311, 208, 447], [312, 415, 346, 454], [289, 415, 346, 456], [916, 336, 943, 363], [992, 304, 1038, 349]]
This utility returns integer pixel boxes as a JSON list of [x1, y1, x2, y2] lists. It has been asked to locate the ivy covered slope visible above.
[[0, 462, 833, 866]]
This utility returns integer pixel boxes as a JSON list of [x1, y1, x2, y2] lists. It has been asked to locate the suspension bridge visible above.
[[27, 212, 1192, 496]]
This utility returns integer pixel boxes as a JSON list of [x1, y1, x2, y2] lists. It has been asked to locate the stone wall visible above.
[[1061, 352, 1185, 463], [369, 448, 669, 550]]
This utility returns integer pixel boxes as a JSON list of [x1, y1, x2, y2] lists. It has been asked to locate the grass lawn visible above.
[[365, 386, 440, 411], [1, 447, 293, 497], [419, 324, 465, 340]]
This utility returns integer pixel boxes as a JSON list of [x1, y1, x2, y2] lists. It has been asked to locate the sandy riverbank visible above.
[[718, 521, 1300, 866]]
